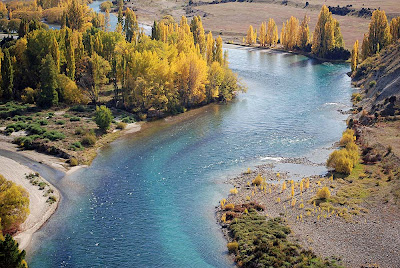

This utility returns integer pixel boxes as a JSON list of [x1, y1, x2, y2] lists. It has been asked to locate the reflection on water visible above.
[[28, 47, 353, 267]]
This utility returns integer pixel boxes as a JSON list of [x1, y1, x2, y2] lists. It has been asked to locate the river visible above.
[[26, 43, 353, 267]]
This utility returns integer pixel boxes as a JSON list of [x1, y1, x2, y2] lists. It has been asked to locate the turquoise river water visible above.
[[25, 43, 354, 267]]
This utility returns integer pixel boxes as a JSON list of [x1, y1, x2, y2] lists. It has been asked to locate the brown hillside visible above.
[[353, 40, 400, 116]]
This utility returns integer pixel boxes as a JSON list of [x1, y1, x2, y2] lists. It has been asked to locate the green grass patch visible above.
[[229, 211, 342, 267]]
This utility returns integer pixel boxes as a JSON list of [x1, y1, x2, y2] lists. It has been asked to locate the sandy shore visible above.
[[217, 160, 400, 268], [0, 155, 61, 250]]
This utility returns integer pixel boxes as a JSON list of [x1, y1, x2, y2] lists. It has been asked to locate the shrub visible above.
[[229, 188, 238, 195], [116, 122, 127, 130], [339, 129, 355, 146], [316, 187, 331, 200], [224, 203, 235, 210], [56, 120, 65, 125], [81, 133, 96, 146], [95, 105, 113, 131], [4, 127, 14, 135], [121, 116, 135, 123], [70, 141, 84, 151], [27, 124, 46, 135], [327, 149, 353, 174], [351, 93, 362, 103], [6, 122, 27, 131], [227, 242, 239, 253], [36, 119, 48, 125], [13, 136, 41, 149], [70, 157, 78, 166], [369, 80, 377, 88], [75, 127, 86, 135], [43, 130, 65, 141], [70, 105, 86, 112], [70, 116, 81, 122], [252, 174, 263, 186]]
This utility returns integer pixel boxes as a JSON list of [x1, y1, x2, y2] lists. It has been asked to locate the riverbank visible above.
[[0, 120, 143, 250], [224, 43, 349, 63], [218, 122, 400, 266]]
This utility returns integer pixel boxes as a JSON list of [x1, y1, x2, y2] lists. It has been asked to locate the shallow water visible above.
[[27, 46, 353, 267]]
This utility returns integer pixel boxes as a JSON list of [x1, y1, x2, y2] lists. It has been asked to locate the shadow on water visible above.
[[0, 149, 65, 183], [289, 58, 322, 67]]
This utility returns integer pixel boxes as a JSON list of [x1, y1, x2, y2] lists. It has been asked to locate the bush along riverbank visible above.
[[218, 121, 400, 267]]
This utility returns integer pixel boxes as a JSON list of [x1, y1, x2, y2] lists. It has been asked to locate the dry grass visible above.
[[197, 2, 369, 49]]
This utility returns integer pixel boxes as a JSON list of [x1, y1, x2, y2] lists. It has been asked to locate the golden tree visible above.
[[351, 40, 359, 72], [246, 25, 257, 45], [390, 17, 400, 42], [312, 5, 344, 57], [259, 22, 267, 47], [281, 16, 299, 50], [362, 10, 391, 58], [206, 31, 215, 65], [297, 15, 310, 50], [266, 18, 278, 47]]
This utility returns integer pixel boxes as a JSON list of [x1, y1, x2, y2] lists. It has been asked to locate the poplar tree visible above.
[[214, 36, 223, 64], [66, 0, 84, 31], [259, 22, 267, 47], [206, 31, 214, 65], [76, 33, 84, 60], [312, 5, 344, 57], [246, 25, 256, 45], [361, 33, 370, 60], [1, 49, 13, 100], [390, 17, 400, 42], [297, 15, 310, 50], [49, 34, 60, 72], [38, 54, 58, 107], [65, 29, 75, 80], [190, 16, 206, 55], [266, 18, 278, 47], [362, 10, 391, 57], [351, 40, 359, 72], [118, 7, 123, 25], [124, 8, 138, 42]]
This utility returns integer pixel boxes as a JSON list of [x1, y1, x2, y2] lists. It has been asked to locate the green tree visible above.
[[65, 28, 76, 80], [66, 0, 84, 31], [1, 49, 13, 100], [49, 33, 60, 72], [0, 234, 28, 268], [95, 105, 113, 131], [38, 54, 58, 107]]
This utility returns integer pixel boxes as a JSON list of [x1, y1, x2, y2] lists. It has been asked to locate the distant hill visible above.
[[352, 40, 400, 117]]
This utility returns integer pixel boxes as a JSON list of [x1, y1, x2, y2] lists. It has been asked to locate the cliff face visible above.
[[353, 40, 400, 116]]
